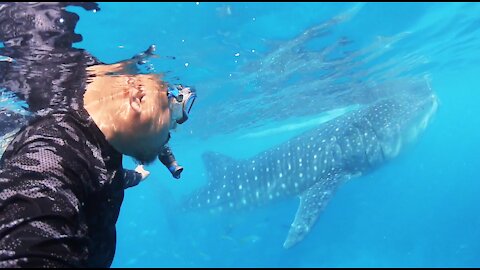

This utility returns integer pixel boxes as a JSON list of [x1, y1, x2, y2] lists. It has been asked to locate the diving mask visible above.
[[168, 84, 196, 125]]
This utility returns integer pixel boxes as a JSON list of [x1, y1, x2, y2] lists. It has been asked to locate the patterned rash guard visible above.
[[0, 108, 143, 267]]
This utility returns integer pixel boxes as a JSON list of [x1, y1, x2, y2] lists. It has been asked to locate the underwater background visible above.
[[26, 2, 480, 268]]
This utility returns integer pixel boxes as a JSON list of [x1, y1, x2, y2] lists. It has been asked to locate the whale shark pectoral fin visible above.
[[283, 175, 342, 249]]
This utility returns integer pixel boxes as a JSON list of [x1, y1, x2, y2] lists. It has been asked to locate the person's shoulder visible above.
[[28, 110, 83, 128], [17, 111, 90, 146], [0, 111, 91, 167]]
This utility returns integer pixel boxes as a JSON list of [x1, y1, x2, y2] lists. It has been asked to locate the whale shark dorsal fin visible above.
[[202, 151, 237, 183], [181, 151, 238, 211], [283, 175, 343, 249]]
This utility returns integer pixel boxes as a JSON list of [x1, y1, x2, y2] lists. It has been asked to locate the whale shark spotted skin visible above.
[[183, 91, 438, 248]]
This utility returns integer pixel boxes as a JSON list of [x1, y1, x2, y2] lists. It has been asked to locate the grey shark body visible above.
[[183, 90, 438, 248]]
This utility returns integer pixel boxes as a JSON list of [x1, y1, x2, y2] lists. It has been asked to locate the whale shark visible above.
[[182, 89, 438, 249]]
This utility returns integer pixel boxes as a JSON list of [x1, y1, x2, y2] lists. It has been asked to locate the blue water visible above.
[[69, 2, 480, 267]]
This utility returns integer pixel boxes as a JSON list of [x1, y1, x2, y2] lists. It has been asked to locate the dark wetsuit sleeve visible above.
[[0, 120, 90, 267], [122, 169, 143, 189]]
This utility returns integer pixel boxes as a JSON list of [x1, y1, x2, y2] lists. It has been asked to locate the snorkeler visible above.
[[0, 2, 196, 268]]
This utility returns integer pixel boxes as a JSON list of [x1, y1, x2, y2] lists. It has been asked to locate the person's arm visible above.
[[0, 122, 90, 267], [122, 165, 150, 189]]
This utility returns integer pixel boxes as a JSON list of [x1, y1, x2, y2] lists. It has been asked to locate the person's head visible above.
[[84, 64, 175, 165]]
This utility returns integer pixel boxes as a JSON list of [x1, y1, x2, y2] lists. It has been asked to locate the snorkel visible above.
[[160, 84, 196, 179]]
